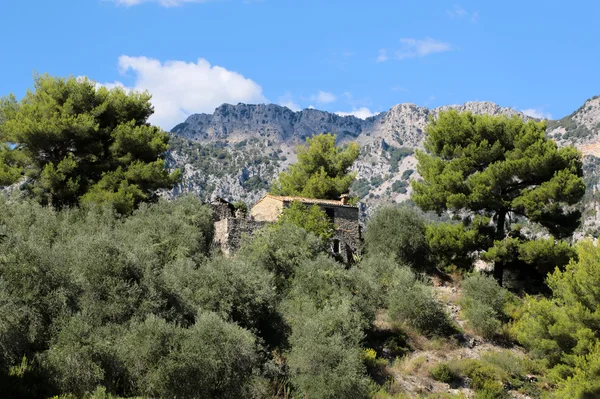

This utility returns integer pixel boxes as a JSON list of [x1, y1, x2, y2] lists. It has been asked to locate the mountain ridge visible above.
[[164, 96, 600, 233], [167, 97, 600, 204]]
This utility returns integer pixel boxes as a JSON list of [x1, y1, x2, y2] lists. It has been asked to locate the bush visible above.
[[287, 255, 379, 327], [461, 274, 512, 338], [237, 223, 325, 294], [463, 301, 502, 339], [387, 267, 454, 336], [117, 313, 259, 399], [430, 362, 459, 383], [365, 206, 430, 269], [285, 301, 371, 399], [283, 256, 374, 399], [391, 180, 408, 193], [459, 360, 504, 391], [512, 241, 600, 396], [356, 256, 398, 308], [43, 317, 118, 396], [162, 256, 279, 342]]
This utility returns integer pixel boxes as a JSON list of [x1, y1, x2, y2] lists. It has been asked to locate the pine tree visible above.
[[271, 133, 359, 200], [0, 74, 180, 213], [412, 110, 584, 284]]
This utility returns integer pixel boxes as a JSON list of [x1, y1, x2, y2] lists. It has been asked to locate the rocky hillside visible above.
[[166, 96, 600, 230]]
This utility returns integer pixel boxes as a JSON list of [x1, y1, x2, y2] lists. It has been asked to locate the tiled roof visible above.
[[258, 194, 357, 208]]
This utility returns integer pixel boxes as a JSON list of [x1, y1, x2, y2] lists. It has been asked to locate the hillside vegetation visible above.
[[1, 76, 599, 399]]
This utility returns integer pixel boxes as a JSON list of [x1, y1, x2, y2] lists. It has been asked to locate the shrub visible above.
[[361, 348, 386, 371], [401, 169, 414, 180], [387, 267, 454, 336], [356, 256, 398, 307], [391, 180, 408, 193], [430, 362, 459, 383], [365, 206, 430, 269], [43, 315, 130, 396], [459, 360, 500, 388], [461, 274, 513, 338], [463, 301, 502, 339], [287, 255, 379, 326], [283, 255, 374, 399], [162, 256, 279, 341], [117, 313, 259, 399], [237, 222, 324, 294], [286, 301, 371, 399]]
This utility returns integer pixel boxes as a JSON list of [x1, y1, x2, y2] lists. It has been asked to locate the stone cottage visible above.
[[211, 194, 362, 263], [251, 194, 362, 263], [210, 198, 266, 256]]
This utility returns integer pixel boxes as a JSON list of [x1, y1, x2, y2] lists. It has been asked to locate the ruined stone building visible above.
[[251, 194, 362, 263], [211, 194, 362, 263], [210, 198, 266, 256]]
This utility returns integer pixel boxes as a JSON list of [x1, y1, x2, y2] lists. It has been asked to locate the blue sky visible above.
[[1, 0, 599, 129]]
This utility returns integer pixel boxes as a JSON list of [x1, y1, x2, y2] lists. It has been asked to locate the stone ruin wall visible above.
[[213, 217, 266, 255], [211, 202, 234, 221], [332, 206, 361, 263]]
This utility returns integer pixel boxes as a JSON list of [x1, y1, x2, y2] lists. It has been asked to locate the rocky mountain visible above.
[[166, 96, 600, 232]]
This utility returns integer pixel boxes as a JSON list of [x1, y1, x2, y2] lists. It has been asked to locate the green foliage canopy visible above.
[[460, 274, 514, 338], [271, 133, 359, 200], [413, 110, 585, 282], [513, 241, 600, 397], [237, 222, 325, 295], [276, 201, 334, 241], [386, 265, 454, 336], [364, 206, 429, 270], [283, 256, 374, 398], [0, 74, 180, 213]]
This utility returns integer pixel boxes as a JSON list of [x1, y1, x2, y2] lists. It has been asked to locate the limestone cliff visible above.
[[166, 97, 600, 230]]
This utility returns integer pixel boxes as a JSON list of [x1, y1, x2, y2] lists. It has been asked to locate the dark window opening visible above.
[[325, 207, 335, 220], [333, 239, 340, 254]]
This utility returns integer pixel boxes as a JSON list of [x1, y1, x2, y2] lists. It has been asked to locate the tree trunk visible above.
[[493, 210, 507, 286]]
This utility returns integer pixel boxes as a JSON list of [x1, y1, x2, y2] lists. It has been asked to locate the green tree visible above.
[[0, 74, 180, 213], [276, 201, 334, 241], [283, 256, 374, 398], [237, 222, 325, 295], [412, 110, 584, 284], [271, 133, 359, 200], [116, 313, 259, 399], [364, 206, 429, 270], [513, 241, 600, 398], [460, 274, 514, 338], [386, 265, 454, 336]]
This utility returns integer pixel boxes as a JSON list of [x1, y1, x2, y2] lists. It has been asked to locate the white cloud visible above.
[[280, 100, 300, 112], [447, 5, 479, 23], [376, 49, 389, 63], [311, 91, 337, 104], [396, 38, 452, 59], [521, 108, 553, 120], [335, 107, 379, 120], [101, 56, 266, 129], [379, 38, 452, 62], [446, 4, 467, 18], [278, 92, 300, 112], [110, 0, 210, 7]]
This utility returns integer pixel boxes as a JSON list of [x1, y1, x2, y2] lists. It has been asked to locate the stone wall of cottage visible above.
[[250, 197, 284, 222], [213, 217, 266, 255], [331, 206, 361, 263], [211, 202, 234, 222]]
